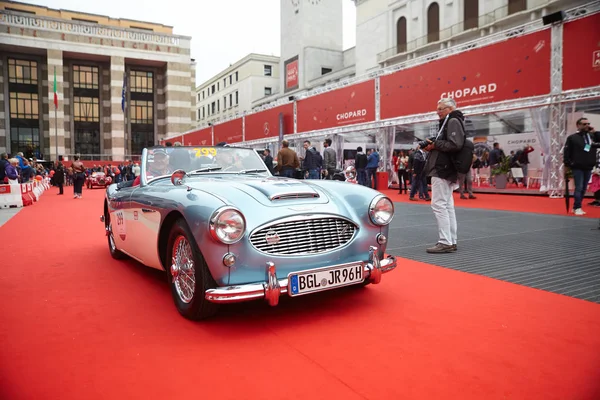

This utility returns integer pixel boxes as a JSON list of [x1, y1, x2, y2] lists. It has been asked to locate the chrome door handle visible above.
[[141, 208, 155, 213]]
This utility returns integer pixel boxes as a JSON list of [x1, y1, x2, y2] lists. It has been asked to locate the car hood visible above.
[[185, 175, 330, 207]]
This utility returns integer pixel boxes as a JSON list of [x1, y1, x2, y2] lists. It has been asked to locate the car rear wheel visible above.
[[167, 218, 219, 320], [105, 212, 126, 260]]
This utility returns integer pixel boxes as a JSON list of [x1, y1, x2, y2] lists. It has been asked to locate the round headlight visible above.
[[210, 207, 246, 244], [369, 196, 394, 226]]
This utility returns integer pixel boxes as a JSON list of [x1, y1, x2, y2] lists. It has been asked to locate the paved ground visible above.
[[387, 203, 600, 304], [0, 207, 21, 228]]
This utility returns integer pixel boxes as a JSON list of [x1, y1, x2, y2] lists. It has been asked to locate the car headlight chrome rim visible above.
[[369, 196, 394, 226], [209, 207, 246, 244]]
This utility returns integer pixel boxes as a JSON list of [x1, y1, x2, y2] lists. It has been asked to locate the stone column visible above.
[[110, 56, 125, 161], [0, 57, 6, 154], [190, 60, 197, 131], [164, 61, 192, 138], [47, 49, 65, 161]]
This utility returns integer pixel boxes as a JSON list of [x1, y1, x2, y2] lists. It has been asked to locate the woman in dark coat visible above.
[[54, 160, 65, 195]]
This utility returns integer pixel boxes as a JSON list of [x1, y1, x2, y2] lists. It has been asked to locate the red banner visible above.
[[380, 29, 551, 119], [213, 118, 243, 145], [185, 128, 213, 146], [563, 13, 600, 91], [297, 80, 376, 133], [244, 104, 294, 141], [285, 56, 299, 92]]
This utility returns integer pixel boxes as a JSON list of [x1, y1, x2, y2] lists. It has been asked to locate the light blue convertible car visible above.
[[101, 146, 397, 320]]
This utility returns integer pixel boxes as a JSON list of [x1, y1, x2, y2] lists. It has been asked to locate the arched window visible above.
[[508, 0, 526, 14], [464, 0, 479, 30], [397, 17, 407, 53], [427, 2, 440, 43]]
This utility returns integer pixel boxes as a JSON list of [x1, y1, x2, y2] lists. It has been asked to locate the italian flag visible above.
[[53, 67, 58, 109]]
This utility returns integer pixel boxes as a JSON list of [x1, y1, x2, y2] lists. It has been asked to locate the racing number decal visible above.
[[193, 147, 217, 158], [115, 210, 126, 241]]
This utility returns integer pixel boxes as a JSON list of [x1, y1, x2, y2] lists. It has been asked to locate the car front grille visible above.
[[249, 217, 357, 255]]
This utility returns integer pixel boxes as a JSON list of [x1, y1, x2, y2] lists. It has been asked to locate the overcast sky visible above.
[[26, 0, 357, 84]]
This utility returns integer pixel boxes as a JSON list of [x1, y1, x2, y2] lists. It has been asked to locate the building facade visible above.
[[0, 0, 194, 161], [355, 0, 583, 75], [195, 54, 280, 128]]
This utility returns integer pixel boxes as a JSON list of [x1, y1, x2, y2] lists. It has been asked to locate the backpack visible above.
[[452, 139, 474, 174]]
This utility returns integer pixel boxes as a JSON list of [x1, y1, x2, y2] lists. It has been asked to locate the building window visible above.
[[131, 130, 154, 156], [10, 126, 40, 157], [9, 92, 39, 119], [73, 65, 99, 89], [197, 93, 201, 101], [229, 75, 233, 84], [130, 70, 153, 93], [508, 0, 526, 14], [202, 107, 205, 119], [427, 2, 440, 43], [73, 97, 100, 122], [74, 129, 100, 155], [397, 17, 407, 53], [235, 72, 238, 82], [224, 96, 227, 108], [235, 91, 239, 105], [224, 78, 227, 87], [264, 87, 272, 96], [5, 7, 36, 14], [321, 68, 332, 75], [264, 65, 272, 76], [130, 100, 153, 124], [211, 101, 216, 114], [203, 91, 206, 99], [211, 84, 215, 94], [464, 0, 479, 29], [8, 58, 38, 85], [229, 93, 233, 107], [217, 99, 220, 112], [72, 17, 98, 24]]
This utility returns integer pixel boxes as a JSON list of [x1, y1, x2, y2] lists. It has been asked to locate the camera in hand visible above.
[[418, 137, 436, 149]]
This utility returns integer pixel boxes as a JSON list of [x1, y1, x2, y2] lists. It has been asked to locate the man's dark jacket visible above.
[[424, 110, 466, 182], [563, 130, 600, 171]]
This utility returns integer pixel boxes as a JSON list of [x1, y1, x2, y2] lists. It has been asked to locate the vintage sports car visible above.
[[87, 172, 112, 189], [100, 146, 396, 320]]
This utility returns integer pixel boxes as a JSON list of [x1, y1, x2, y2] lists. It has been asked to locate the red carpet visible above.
[[381, 189, 600, 219], [1, 187, 599, 400]]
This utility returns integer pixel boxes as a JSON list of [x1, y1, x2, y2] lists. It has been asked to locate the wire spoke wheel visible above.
[[170, 235, 196, 304]]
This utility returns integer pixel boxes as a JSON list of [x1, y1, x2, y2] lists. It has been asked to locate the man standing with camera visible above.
[[563, 117, 600, 215], [423, 98, 466, 253]]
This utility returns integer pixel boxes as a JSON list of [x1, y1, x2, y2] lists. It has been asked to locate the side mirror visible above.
[[171, 169, 187, 186]]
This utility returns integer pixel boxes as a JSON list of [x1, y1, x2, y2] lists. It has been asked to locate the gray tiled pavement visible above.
[[0, 207, 21, 228], [386, 203, 600, 304]]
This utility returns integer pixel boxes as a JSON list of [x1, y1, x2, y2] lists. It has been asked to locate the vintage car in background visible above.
[[100, 146, 396, 320], [87, 172, 112, 189]]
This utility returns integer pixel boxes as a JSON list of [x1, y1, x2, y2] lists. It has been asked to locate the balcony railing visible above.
[[377, 2, 552, 64]]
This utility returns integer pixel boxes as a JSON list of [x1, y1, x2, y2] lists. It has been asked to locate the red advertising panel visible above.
[[380, 29, 551, 119], [297, 80, 376, 133], [285, 55, 299, 92], [213, 118, 243, 144], [185, 128, 213, 146], [244, 104, 294, 141], [563, 13, 600, 90]]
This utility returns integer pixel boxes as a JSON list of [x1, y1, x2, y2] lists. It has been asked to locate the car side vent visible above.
[[270, 193, 320, 201]]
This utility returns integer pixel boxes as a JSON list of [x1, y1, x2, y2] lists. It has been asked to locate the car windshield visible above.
[[143, 146, 269, 181]]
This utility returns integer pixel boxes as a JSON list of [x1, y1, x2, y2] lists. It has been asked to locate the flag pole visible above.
[[54, 66, 58, 161]]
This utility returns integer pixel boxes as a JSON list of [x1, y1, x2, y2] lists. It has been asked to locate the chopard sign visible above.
[[441, 83, 497, 99], [337, 109, 367, 121], [0, 12, 180, 46]]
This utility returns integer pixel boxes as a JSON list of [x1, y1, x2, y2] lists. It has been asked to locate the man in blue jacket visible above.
[[366, 149, 380, 189]]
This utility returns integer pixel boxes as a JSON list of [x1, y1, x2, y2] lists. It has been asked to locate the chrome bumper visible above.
[[204, 246, 396, 306]]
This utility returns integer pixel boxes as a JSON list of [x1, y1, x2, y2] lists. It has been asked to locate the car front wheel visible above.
[[105, 212, 126, 260], [167, 218, 219, 320]]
